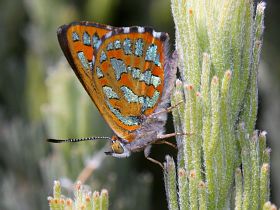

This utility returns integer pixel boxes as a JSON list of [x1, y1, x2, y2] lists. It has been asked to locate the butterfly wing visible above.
[[57, 21, 113, 101], [91, 27, 169, 142]]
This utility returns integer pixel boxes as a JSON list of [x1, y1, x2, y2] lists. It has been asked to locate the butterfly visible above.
[[48, 21, 178, 166]]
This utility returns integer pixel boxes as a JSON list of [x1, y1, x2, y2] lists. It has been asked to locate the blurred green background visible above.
[[0, 0, 279, 209]]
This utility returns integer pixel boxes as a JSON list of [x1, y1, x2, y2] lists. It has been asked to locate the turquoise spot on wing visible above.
[[92, 34, 100, 48], [127, 66, 132, 74], [114, 40, 121, 49], [121, 86, 139, 103], [139, 70, 162, 88], [150, 75, 161, 88], [123, 38, 132, 55], [138, 96, 145, 104], [120, 86, 161, 112], [127, 67, 161, 88], [72, 32, 79, 41], [141, 90, 160, 112], [89, 61, 93, 71], [110, 58, 127, 80], [140, 70, 152, 85], [83, 32, 91, 46], [96, 67, 104, 78], [131, 68, 141, 79], [145, 44, 157, 62], [154, 54, 161, 67], [77, 52, 89, 70], [145, 90, 160, 108], [100, 51, 107, 63], [105, 100, 139, 126], [103, 86, 119, 99], [107, 42, 114, 51], [135, 39, 144, 56]]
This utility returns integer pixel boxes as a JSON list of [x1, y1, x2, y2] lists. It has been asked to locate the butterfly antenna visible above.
[[47, 136, 111, 143]]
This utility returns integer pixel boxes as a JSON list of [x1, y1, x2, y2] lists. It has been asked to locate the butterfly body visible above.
[[56, 21, 177, 158]]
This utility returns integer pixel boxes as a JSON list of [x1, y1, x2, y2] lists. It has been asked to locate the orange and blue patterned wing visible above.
[[57, 22, 113, 101], [91, 27, 169, 142]]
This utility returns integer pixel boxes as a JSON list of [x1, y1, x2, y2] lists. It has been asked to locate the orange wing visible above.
[[91, 27, 169, 141], [57, 22, 169, 142], [57, 21, 113, 102]]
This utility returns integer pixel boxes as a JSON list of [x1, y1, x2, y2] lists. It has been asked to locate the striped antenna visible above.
[[47, 136, 111, 143]]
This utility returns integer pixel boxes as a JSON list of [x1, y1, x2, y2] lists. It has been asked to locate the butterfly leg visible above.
[[150, 100, 183, 118], [154, 140, 177, 149], [143, 133, 187, 169], [144, 145, 164, 169], [157, 132, 185, 139], [155, 132, 191, 148]]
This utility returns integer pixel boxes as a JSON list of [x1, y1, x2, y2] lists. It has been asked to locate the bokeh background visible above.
[[0, 0, 279, 209]]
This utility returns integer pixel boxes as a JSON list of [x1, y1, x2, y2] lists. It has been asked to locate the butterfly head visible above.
[[47, 135, 131, 158], [105, 135, 131, 158]]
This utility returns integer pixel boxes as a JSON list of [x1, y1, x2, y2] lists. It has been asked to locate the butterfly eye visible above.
[[111, 140, 124, 154]]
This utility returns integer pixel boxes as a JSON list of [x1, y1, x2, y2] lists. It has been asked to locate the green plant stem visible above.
[[260, 163, 270, 208], [100, 189, 109, 210], [198, 181, 207, 210], [189, 170, 198, 210], [250, 133, 261, 209], [164, 156, 179, 210], [178, 168, 189, 210], [234, 168, 243, 210]]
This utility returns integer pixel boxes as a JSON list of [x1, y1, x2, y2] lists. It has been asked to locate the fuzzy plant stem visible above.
[[164, 156, 179, 210], [165, 0, 273, 209], [48, 181, 109, 210]]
